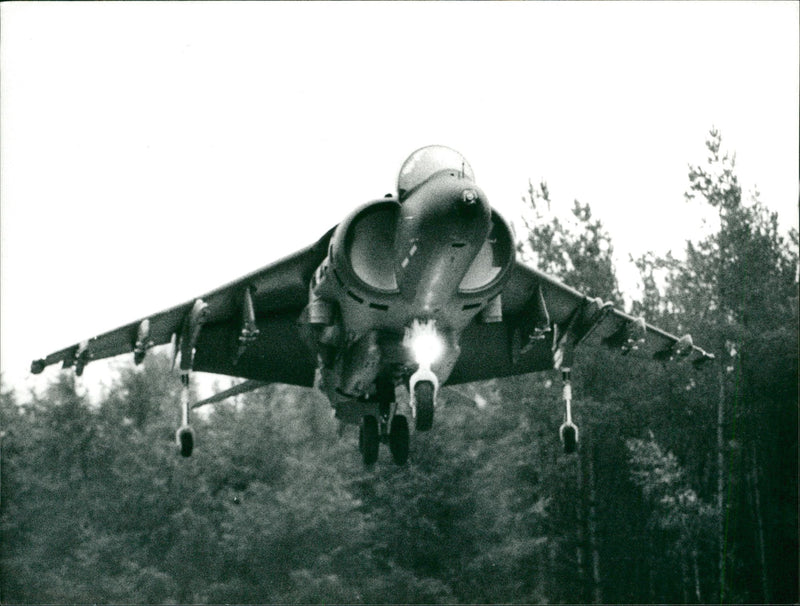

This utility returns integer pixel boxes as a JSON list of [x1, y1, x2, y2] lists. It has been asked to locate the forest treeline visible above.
[[1, 130, 797, 604]]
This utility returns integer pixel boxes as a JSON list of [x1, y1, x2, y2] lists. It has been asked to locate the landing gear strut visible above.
[[558, 368, 579, 454], [174, 298, 207, 457]]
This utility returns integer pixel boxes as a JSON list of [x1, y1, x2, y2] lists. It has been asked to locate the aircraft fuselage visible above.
[[305, 150, 515, 422]]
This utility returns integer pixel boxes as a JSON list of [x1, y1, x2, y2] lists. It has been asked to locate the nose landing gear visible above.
[[412, 381, 435, 431], [409, 366, 438, 432]]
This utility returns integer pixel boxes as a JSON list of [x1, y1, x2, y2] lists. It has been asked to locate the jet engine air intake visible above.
[[344, 203, 399, 292]]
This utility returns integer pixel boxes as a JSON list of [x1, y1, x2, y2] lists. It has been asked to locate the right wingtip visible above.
[[692, 350, 716, 369]]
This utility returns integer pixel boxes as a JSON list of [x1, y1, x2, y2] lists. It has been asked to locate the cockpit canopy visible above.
[[397, 145, 475, 202]]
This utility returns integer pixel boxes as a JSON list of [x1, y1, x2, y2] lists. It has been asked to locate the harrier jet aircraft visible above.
[[31, 146, 714, 465]]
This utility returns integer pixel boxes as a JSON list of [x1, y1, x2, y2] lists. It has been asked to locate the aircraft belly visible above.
[[192, 315, 316, 386]]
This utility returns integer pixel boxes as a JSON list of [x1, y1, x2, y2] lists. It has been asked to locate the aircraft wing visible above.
[[448, 261, 714, 385], [31, 229, 334, 385]]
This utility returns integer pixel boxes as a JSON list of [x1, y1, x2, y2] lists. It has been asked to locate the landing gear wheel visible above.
[[389, 415, 410, 465], [561, 424, 578, 454], [361, 416, 380, 465], [177, 427, 194, 458], [414, 381, 435, 431]]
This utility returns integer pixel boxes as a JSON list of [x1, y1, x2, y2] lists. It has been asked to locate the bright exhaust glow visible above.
[[404, 319, 444, 368]]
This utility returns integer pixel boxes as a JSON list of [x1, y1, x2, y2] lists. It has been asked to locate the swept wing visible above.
[[31, 229, 334, 385], [448, 261, 714, 385]]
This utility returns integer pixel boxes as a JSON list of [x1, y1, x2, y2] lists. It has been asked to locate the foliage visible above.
[[520, 180, 622, 305], [630, 128, 798, 602]]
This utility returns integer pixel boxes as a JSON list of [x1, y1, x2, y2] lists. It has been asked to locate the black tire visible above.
[[414, 381, 435, 431], [178, 428, 194, 458], [361, 416, 380, 465], [562, 425, 578, 454], [389, 415, 410, 465]]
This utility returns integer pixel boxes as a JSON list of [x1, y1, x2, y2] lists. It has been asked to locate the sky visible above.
[[2, 1, 798, 398]]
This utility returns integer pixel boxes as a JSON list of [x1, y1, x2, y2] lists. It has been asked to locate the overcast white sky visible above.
[[2, 1, 798, 397]]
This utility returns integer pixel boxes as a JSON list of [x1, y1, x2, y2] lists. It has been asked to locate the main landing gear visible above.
[[558, 368, 579, 454], [359, 411, 410, 466], [358, 377, 410, 466], [359, 415, 380, 465], [388, 415, 410, 464]]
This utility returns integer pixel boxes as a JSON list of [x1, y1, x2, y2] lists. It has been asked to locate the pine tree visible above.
[[520, 181, 622, 305], [634, 128, 798, 603]]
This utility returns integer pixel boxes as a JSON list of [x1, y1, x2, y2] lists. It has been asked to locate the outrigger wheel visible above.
[[560, 423, 578, 455], [176, 426, 195, 458]]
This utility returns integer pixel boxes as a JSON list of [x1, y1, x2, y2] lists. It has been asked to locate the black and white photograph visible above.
[[1, 2, 797, 603]]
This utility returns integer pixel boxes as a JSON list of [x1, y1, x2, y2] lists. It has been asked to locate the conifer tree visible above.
[[633, 128, 798, 603]]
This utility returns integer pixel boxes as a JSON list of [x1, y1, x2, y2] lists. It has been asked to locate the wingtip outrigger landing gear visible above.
[[174, 298, 208, 458], [177, 426, 195, 458], [552, 308, 584, 456], [558, 368, 579, 454], [176, 372, 195, 457]]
